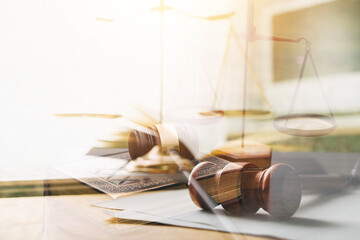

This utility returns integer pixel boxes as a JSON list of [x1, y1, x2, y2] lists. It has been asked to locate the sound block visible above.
[[211, 140, 271, 168]]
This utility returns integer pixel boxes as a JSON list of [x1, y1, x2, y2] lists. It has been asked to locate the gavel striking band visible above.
[[188, 161, 302, 218]]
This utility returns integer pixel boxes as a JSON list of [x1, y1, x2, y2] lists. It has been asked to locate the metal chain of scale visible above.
[[273, 39, 336, 137]]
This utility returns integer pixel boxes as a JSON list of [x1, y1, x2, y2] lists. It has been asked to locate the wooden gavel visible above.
[[188, 161, 302, 218], [128, 124, 198, 160], [128, 124, 301, 218]]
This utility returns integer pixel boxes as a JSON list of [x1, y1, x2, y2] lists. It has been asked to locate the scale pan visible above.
[[273, 113, 336, 137], [54, 113, 122, 119], [167, 106, 224, 125], [200, 109, 273, 118]]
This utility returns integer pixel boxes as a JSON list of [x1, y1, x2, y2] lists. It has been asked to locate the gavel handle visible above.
[[300, 174, 350, 193], [169, 149, 244, 237]]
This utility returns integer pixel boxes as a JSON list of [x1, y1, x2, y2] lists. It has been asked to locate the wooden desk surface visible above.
[[0, 193, 270, 240]]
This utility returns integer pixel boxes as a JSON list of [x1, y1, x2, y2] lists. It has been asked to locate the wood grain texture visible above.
[[0, 193, 272, 240], [211, 141, 272, 168], [188, 162, 301, 218]]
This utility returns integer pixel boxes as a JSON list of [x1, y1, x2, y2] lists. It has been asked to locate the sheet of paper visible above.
[[93, 189, 198, 217], [95, 187, 360, 240], [103, 209, 216, 230]]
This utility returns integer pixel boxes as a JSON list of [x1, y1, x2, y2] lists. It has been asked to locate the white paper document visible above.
[[93, 187, 360, 240]]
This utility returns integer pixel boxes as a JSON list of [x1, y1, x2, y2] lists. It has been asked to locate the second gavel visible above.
[[128, 124, 198, 160], [188, 161, 302, 218]]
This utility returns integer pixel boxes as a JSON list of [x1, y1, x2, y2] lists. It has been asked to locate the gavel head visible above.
[[128, 124, 198, 160], [188, 161, 302, 218]]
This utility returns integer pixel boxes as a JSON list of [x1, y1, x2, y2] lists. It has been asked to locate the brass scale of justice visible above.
[[156, 0, 336, 139], [89, 0, 336, 138], [56, 0, 337, 195]]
